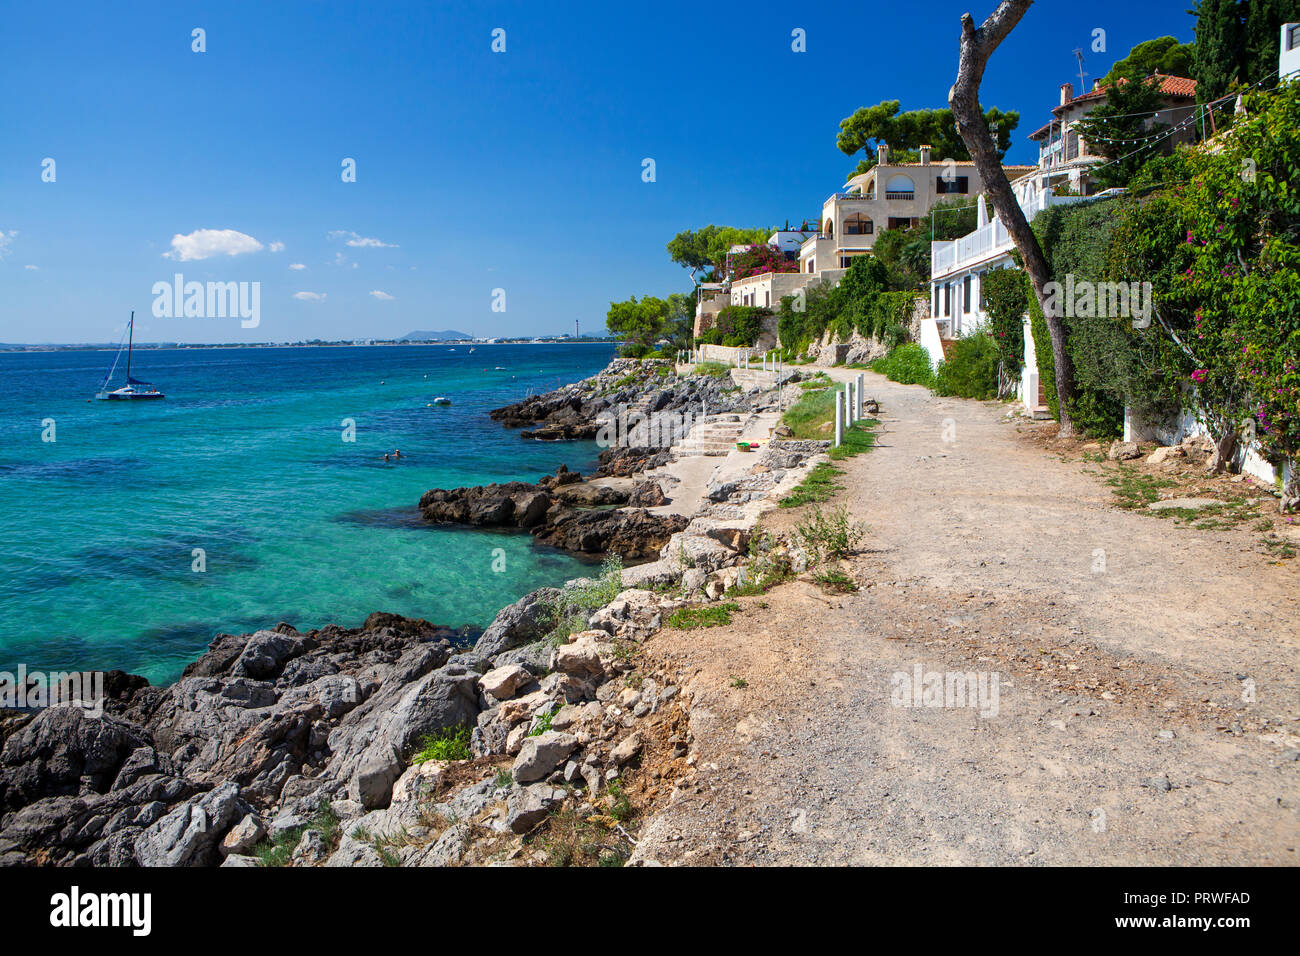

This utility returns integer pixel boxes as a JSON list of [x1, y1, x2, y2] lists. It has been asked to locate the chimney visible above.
[[1060, 82, 1073, 106], [877, 143, 889, 167], [919, 144, 932, 165]]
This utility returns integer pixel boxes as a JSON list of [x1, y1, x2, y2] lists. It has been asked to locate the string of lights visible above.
[[1083, 74, 1287, 177]]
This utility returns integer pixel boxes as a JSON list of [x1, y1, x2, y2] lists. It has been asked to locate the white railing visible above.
[[930, 192, 1092, 279]]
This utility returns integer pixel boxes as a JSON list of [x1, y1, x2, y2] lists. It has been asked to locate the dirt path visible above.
[[631, 371, 1299, 865]]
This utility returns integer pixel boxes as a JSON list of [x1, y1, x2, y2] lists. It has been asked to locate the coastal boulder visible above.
[[479, 664, 533, 701], [534, 508, 688, 558], [506, 784, 566, 834], [134, 781, 251, 867], [552, 632, 606, 681], [0, 707, 151, 811], [472, 588, 562, 658], [220, 813, 266, 856], [230, 630, 313, 680], [628, 480, 668, 508], [512, 732, 578, 784]]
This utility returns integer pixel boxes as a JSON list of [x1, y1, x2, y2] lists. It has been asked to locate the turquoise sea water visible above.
[[0, 343, 617, 684]]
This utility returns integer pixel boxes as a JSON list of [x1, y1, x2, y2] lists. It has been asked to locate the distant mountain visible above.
[[398, 330, 473, 342]]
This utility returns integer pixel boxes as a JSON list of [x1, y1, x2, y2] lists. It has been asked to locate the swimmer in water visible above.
[[394, 449, 402, 460]]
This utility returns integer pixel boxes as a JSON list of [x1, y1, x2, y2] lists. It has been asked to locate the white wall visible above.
[[1021, 315, 1040, 415], [918, 317, 946, 370], [1283, 23, 1300, 80]]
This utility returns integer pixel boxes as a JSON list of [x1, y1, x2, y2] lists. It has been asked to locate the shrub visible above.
[[871, 343, 935, 387], [412, 725, 471, 763], [729, 244, 797, 280], [811, 567, 858, 593], [933, 331, 1000, 400], [981, 268, 1028, 396], [542, 556, 623, 646], [714, 305, 772, 347], [795, 504, 867, 564]]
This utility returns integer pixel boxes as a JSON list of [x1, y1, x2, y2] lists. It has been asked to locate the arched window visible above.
[[885, 174, 915, 200], [823, 218, 834, 238], [844, 214, 873, 236]]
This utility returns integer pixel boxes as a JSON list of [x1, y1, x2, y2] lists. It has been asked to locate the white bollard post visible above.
[[834, 390, 844, 448], [856, 374, 864, 419]]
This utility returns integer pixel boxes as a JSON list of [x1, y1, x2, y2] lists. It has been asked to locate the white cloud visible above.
[[269, 241, 285, 253], [293, 291, 326, 302], [0, 229, 16, 259], [164, 228, 264, 261], [289, 263, 306, 270], [369, 290, 394, 300], [328, 230, 398, 248], [24, 264, 38, 270]]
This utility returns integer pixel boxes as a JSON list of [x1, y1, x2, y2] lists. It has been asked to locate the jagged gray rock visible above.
[[134, 781, 251, 867], [472, 588, 562, 658], [512, 731, 578, 784]]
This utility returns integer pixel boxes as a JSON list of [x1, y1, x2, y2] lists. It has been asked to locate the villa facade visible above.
[[1026, 74, 1198, 197], [799, 143, 1034, 274]]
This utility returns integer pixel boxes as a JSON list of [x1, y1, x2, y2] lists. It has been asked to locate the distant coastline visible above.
[[0, 337, 622, 354]]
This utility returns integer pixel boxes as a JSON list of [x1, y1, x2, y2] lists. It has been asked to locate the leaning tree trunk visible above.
[[949, 0, 1078, 436]]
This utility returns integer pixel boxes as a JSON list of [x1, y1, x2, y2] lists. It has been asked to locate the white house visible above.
[[927, 187, 1096, 414], [798, 143, 1034, 276], [1282, 23, 1300, 80], [1026, 74, 1198, 197]]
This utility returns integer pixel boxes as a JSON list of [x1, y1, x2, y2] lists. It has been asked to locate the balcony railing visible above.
[[885, 191, 915, 201], [930, 191, 1092, 278]]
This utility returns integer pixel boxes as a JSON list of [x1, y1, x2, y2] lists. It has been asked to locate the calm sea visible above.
[[0, 343, 617, 683]]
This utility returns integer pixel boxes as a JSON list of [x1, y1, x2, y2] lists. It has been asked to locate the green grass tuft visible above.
[[667, 602, 739, 629], [411, 724, 472, 763]]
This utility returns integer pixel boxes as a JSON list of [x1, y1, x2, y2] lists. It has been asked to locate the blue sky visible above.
[[0, 0, 1197, 344]]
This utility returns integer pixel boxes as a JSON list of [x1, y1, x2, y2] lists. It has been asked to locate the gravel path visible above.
[[632, 371, 1299, 865]]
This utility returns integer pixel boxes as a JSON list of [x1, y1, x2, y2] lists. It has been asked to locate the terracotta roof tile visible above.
[[1028, 74, 1197, 139]]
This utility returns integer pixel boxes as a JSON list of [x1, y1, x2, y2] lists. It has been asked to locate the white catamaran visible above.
[[95, 312, 164, 401]]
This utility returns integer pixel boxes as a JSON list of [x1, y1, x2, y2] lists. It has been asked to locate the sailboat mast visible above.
[[126, 311, 134, 380]]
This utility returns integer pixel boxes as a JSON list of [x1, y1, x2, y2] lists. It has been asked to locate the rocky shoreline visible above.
[[0, 356, 831, 867]]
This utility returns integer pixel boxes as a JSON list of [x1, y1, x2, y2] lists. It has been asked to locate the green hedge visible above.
[[933, 332, 1000, 399], [870, 343, 935, 387], [710, 305, 771, 347]]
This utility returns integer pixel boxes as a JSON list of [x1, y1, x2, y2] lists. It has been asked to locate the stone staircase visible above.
[[729, 367, 779, 390], [673, 414, 748, 457]]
